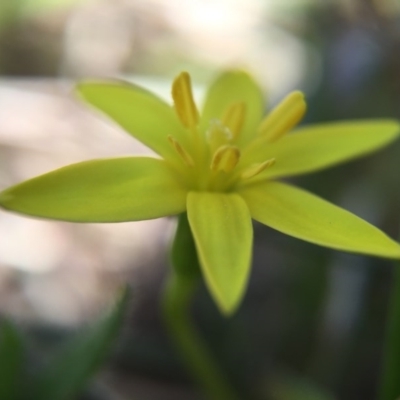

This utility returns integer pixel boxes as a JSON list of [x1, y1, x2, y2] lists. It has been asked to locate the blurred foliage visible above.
[[268, 373, 335, 400], [0, 0, 83, 25], [1, 0, 400, 399], [0, 287, 129, 400], [0, 0, 87, 75], [0, 320, 24, 400]]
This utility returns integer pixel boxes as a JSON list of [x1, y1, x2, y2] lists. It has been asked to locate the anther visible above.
[[257, 91, 306, 142], [221, 102, 246, 140], [210, 145, 240, 173], [168, 135, 194, 166], [171, 72, 199, 129], [241, 158, 276, 179]]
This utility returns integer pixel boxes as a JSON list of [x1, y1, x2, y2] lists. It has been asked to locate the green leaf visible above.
[[379, 266, 400, 400], [76, 81, 188, 160], [200, 70, 264, 146], [0, 157, 187, 222], [187, 192, 253, 314], [0, 0, 23, 29], [240, 181, 400, 259], [268, 374, 335, 400], [0, 320, 24, 400], [31, 287, 129, 400], [241, 120, 400, 180]]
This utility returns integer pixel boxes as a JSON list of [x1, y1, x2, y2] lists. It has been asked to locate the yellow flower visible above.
[[1, 71, 400, 314]]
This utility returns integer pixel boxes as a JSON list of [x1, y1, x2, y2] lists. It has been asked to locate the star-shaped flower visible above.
[[1, 71, 400, 314]]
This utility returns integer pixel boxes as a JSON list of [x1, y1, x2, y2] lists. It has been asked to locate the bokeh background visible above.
[[1, 0, 400, 399]]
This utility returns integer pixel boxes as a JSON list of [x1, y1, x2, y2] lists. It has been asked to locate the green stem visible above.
[[161, 214, 240, 400], [379, 263, 400, 400]]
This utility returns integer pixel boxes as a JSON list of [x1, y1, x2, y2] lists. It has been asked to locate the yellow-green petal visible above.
[[240, 181, 400, 259], [187, 192, 253, 314], [200, 70, 264, 146], [76, 81, 187, 160], [242, 120, 400, 180], [0, 158, 187, 222]]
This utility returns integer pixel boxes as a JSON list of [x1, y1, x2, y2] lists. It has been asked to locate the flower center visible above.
[[168, 72, 275, 192]]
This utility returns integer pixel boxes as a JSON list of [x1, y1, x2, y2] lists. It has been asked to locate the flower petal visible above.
[[187, 192, 253, 314], [0, 158, 187, 222], [76, 81, 187, 160], [242, 120, 400, 180], [200, 71, 264, 146], [240, 181, 400, 259]]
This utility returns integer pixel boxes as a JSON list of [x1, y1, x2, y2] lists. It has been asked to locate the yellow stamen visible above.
[[221, 102, 246, 140], [167, 135, 194, 166], [241, 158, 276, 179], [171, 72, 199, 129], [210, 145, 240, 173], [257, 91, 306, 142]]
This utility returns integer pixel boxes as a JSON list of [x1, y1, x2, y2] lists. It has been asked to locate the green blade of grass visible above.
[[0, 319, 24, 400], [30, 287, 129, 400]]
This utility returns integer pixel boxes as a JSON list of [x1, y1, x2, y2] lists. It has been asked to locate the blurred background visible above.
[[0, 0, 400, 399]]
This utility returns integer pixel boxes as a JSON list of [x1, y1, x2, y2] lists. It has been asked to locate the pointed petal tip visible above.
[[348, 238, 400, 260], [216, 296, 241, 317], [368, 119, 400, 138], [356, 239, 400, 260], [75, 80, 132, 100], [247, 119, 400, 180], [75, 80, 146, 99], [241, 182, 400, 261], [0, 191, 13, 207], [387, 243, 400, 260], [74, 81, 115, 103], [0, 158, 187, 222], [73, 80, 186, 160], [208, 270, 246, 317], [368, 119, 400, 139], [75, 80, 108, 95], [389, 120, 400, 136], [187, 192, 252, 318]]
